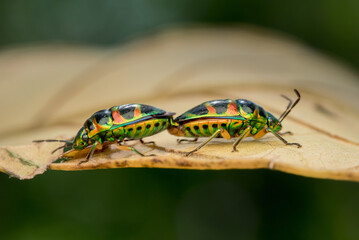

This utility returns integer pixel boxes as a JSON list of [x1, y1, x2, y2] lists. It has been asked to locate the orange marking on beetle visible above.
[[134, 106, 141, 117], [88, 118, 112, 138], [227, 101, 238, 115], [254, 108, 260, 118], [87, 119, 101, 138], [206, 104, 216, 114], [112, 110, 126, 124]]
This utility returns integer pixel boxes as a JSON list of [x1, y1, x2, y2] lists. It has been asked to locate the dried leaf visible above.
[[1, 27, 359, 181], [0, 143, 60, 179]]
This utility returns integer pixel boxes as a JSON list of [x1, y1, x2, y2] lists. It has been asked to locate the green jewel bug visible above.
[[35, 104, 175, 162], [168, 89, 301, 156]]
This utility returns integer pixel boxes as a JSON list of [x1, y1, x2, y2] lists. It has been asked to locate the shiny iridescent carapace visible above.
[[168, 89, 301, 156], [35, 104, 174, 162]]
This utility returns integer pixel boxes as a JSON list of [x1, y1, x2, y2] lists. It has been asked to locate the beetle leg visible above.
[[139, 138, 156, 146], [115, 143, 155, 157], [232, 126, 252, 152], [278, 131, 293, 136], [177, 137, 198, 144], [122, 138, 156, 146], [185, 129, 229, 156], [78, 141, 100, 165], [267, 128, 301, 148]]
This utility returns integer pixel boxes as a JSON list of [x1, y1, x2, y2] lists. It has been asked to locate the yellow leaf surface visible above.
[[1, 26, 359, 181]]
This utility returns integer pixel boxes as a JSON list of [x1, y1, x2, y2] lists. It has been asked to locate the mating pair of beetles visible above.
[[36, 90, 301, 162]]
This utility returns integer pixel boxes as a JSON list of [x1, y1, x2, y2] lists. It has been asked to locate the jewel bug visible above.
[[35, 104, 175, 162], [168, 89, 301, 156]]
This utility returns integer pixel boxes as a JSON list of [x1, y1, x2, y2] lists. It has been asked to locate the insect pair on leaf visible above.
[[34, 89, 301, 163]]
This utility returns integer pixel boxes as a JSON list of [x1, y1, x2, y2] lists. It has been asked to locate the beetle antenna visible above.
[[33, 139, 72, 144], [279, 89, 301, 123], [51, 145, 67, 154], [278, 94, 293, 120]]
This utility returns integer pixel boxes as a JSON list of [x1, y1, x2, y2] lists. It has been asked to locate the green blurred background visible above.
[[1, 1, 359, 239]]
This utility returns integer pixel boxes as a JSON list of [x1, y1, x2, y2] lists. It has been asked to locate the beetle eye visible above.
[[82, 134, 88, 142], [268, 118, 273, 126]]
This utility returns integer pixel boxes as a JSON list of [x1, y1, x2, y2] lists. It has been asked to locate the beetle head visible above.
[[73, 127, 90, 150], [267, 112, 282, 132]]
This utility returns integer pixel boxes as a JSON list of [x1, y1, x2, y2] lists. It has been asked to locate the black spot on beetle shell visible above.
[[257, 106, 267, 117], [117, 104, 136, 119], [85, 119, 96, 131], [175, 104, 208, 122], [210, 100, 229, 114], [188, 104, 209, 116], [93, 109, 112, 126], [140, 104, 165, 115], [236, 99, 256, 114]]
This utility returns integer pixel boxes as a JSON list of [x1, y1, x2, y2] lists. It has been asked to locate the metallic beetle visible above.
[[168, 90, 301, 156], [35, 104, 174, 162]]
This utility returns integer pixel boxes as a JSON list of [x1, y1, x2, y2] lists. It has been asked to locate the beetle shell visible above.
[[170, 98, 271, 138], [175, 99, 245, 122], [85, 104, 167, 138]]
